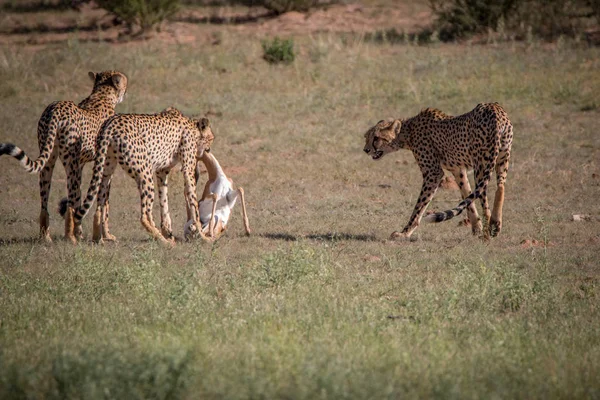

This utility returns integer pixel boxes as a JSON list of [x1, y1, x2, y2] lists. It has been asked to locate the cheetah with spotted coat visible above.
[[71, 108, 214, 245], [0, 71, 127, 243], [363, 103, 513, 240]]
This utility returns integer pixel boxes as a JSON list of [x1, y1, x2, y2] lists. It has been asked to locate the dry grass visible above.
[[0, 32, 599, 399]]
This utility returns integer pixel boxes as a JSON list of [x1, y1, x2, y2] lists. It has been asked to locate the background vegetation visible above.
[[0, 1, 599, 398], [2, 0, 598, 40], [429, 0, 600, 41]]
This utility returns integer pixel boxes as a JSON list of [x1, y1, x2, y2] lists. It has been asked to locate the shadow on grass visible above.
[[2, 9, 277, 43], [0, 237, 40, 247], [2, 1, 74, 13], [174, 10, 278, 25], [261, 232, 377, 242], [5, 20, 116, 35]]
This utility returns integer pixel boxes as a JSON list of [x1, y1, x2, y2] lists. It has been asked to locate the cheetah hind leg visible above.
[[452, 168, 482, 236], [39, 150, 58, 243], [39, 209, 52, 243], [489, 154, 509, 237], [64, 206, 78, 245]]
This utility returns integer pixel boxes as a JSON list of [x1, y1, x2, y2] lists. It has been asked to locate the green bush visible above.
[[0, 344, 193, 399], [51, 346, 192, 399], [512, 0, 598, 39], [429, 0, 599, 41], [429, 0, 518, 41], [96, 0, 180, 35], [262, 37, 295, 64]]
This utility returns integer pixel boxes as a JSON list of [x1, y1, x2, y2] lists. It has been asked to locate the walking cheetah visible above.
[[0, 71, 127, 243], [363, 103, 513, 240], [71, 108, 214, 245]]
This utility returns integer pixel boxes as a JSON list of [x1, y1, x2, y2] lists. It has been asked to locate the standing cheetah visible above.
[[71, 109, 214, 245], [363, 103, 513, 240], [0, 71, 127, 243]]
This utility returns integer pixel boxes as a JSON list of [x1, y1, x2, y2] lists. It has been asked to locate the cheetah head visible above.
[[88, 70, 128, 104], [363, 119, 401, 160], [195, 117, 214, 158]]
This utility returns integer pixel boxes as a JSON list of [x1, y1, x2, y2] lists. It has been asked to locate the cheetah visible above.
[[0, 71, 128, 243], [71, 108, 214, 245], [363, 103, 513, 240]]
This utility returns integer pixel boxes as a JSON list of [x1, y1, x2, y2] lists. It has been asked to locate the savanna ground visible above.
[[0, 1, 600, 398]]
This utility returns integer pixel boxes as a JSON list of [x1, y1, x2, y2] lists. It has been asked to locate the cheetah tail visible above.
[[71, 130, 112, 223], [58, 198, 69, 218], [423, 196, 475, 224], [0, 142, 51, 174], [0, 112, 59, 174], [424, 164, 494, 225]]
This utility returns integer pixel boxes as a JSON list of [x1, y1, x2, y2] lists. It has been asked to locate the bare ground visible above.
[[0, 1, 432, 46]]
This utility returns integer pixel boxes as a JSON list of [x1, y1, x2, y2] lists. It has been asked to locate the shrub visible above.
[[429, 0, 599, 41], [96, 0, 180, 35], [364, 28, 436, 45], [51, 346, 193, 399], [512, 0, 598, 39], [429, 0, 518, 41], [262, 37, 295, 64]]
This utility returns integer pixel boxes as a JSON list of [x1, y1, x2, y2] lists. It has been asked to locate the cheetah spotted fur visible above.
[[72, 107, 214, 245]]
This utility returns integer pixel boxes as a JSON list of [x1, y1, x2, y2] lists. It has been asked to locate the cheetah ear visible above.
[[111, 74, 127, 90], [391, 119, 401, 135], [198, 117, 210, 130], [88, 71, 96, 81]]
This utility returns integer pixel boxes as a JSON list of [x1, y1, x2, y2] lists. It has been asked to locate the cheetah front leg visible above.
[[156, 169, 174, 240], [391, 165, 444, 240], [182, 155, 209, 241], [451, 168, 482, 235]]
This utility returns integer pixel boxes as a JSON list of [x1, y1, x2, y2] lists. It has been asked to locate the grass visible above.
[[0, 31, 599, 399]]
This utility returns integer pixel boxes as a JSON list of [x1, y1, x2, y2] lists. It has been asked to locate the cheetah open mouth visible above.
[[372, 151, 384, 160]]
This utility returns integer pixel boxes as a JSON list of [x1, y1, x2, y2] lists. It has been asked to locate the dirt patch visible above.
[[240, 4, 432, 36], [0, 2, 433, 46]]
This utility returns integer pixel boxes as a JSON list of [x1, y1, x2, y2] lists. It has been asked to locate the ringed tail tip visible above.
[[58, 198, 69, 218]]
